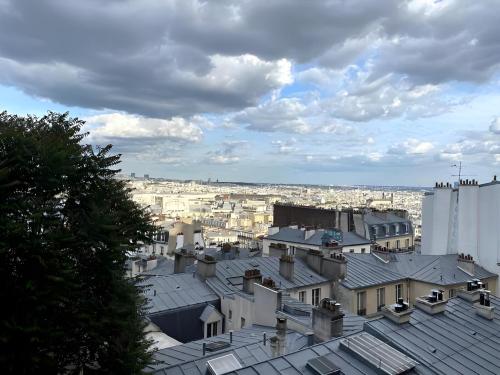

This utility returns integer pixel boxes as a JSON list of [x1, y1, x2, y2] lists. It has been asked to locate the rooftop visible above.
[[341, 253, 497, 289], [366, 294, 500, 375], [147, 325, 308, 374], [206, 256, 328, 296], [267, 227, 371, 247], [139, 273, 219, 314]]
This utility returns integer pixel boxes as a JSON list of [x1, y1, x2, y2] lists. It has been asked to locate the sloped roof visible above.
[[366, 294, 500, 375], [206, 256, 328, 296], [341, 253, 497, 289], [267, 227, 371, 247], [139, 273, 219, 314], [148, 325, 308, 374]]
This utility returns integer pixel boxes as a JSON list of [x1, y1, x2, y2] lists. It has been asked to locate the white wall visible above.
[[457, 185, 479, 259], [478, 183, 500, 293]]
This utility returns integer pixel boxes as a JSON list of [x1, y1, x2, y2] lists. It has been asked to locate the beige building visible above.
[[335, 252, 497, 317]]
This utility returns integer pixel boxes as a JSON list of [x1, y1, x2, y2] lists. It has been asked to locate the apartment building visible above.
[[335, 252, 497, 317], [421, 177, 500, 292]]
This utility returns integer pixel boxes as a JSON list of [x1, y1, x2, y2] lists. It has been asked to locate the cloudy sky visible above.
[[1, 0, 500, 186]]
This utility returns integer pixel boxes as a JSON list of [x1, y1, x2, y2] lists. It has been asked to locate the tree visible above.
[[0, 111, 155, 374]]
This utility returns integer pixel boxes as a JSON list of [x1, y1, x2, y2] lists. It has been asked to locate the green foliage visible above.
[[0, 111, 155, 374]]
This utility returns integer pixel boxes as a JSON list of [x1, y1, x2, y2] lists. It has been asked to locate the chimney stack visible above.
[[381, 298, 413, 324], [242, 268, 262, 294], [312, 298, 345, 342], [174, 249, 196, 273], [321, 253, 347, 280], [474, 290, 495, 320], [279, 255, 294, 281], [269, 242, 288, 258], [270, 318, 287, 357], [306, 249, 324, 275], [196, 255, 217, 280], [415, 289, 447, 315], [304, 226, 316, 240], [457, 253, 475, 276], [457, 278, 484, 302]]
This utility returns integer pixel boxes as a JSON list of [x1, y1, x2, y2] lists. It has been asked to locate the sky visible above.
[[1, 0, 500, 186]]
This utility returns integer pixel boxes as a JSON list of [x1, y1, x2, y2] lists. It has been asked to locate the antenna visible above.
[[451, 161, 476, 182]]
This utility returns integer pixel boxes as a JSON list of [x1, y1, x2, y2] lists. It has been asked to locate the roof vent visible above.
[[474, 290, 495, 320], [205, 341, 231, 352], [340, 332, 418, 374], [306, 355, 341, 375], [207, 354, 242, 375], [457, 279, 483, 302], [382, 298, 413, 324], [415, 290, 447, 315]]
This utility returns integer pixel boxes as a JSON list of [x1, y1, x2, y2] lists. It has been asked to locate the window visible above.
[[361, 248, 366, 253], [396, 240, 400, 249], [228, 310, 232, 320], [312, 288, 321, 306], [357, 291, 366, 316], [299, 291, 306, 303], [207, 321, 218, 338], [484, 282, 489, 290], [240, 317, 246, 328], [448, 289, 455, 299], [395, 284, 403, 301], [385, 241, 390, 249], [405, 239, 410, 248], [349, 249, 355, 253], [377, 287, 385, 311]]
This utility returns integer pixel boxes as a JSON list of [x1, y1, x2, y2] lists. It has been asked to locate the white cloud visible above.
[[85, 113, 203, 143], [489, 117, 500, 134], [388, 138, 434, 155]]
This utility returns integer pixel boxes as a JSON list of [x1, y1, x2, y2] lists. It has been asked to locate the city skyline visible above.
[[1, 1, 500, 185]]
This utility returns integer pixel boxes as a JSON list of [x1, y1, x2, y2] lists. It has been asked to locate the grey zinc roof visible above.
[[341, 254, 407, 289], [142, 257, 175, 276], [222, 333, 430, 375], [341, 253, 497, 289], [366, 295, 500, 375], [279, 294, 367, 337], [207, 257, 328, 296], [267, 227, 371, 247], [139, 273, 219, 314], [148, 325, 308, 374]]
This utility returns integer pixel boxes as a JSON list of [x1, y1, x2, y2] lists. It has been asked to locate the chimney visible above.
[[242, 268, 262, 294], [457, 253, 475, 276], [457, 279, 484, 302], [381, 298, 413, 324], [306, 249, 324, 275], [279, 255, 294, 281], [312, 298, 345, 342], [474, 290, 495, 320], [304, 227, 316, 240], [196, 255, 217, 280], [269, 242, 288, 258], [415, 289, 447, 315], [270, 317, 287, 358], [321, 253, 347, 280], [174, 249, 196, 274]]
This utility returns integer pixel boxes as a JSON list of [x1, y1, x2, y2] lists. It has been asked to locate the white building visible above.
[[421, 177, 500, 292]]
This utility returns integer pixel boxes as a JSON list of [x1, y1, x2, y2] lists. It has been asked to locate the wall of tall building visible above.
[[478, 183, 500, 289], [422, 179, 500, 292]]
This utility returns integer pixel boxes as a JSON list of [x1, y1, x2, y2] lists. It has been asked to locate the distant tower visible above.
[[130, 172, 136, 178], [144, 174, 150, 179]]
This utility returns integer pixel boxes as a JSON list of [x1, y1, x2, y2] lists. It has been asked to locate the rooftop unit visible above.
[[474, 290, 495, 320], [339, 332, 418, 375], [306, 355, 341, 375], [207, 354, 242, 375], [382, 298, 413, 324], [456, 279, 484, 302], [415, 289, 447, 315]]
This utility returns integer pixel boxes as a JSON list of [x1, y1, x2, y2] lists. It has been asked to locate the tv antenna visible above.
[[451, 161, 476, 182]]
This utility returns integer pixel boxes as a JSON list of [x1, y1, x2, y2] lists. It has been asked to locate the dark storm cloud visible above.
[[1, 0, 500, 120]]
